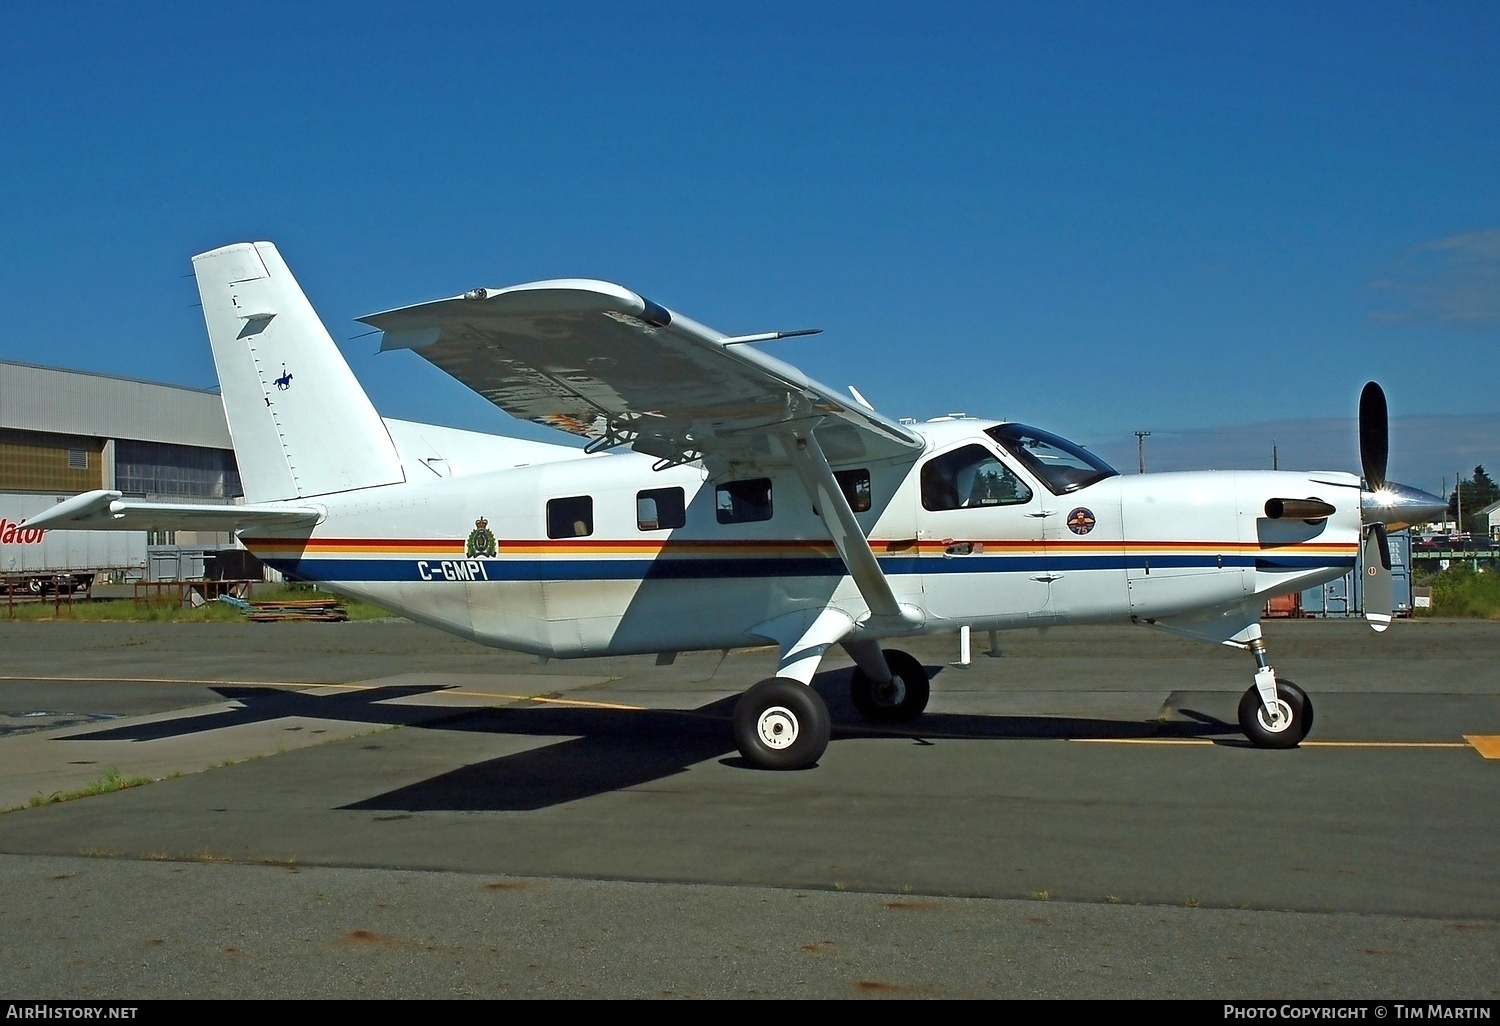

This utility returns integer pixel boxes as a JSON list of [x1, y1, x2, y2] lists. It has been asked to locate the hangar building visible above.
[[0, 359, 243, 587]]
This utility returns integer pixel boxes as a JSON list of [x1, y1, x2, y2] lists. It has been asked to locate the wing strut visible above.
[[781, 427, 921, 630]]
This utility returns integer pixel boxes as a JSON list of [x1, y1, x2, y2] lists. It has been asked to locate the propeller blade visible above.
[[1362, 527, 1394, 632], [1359, 381, 1388, 491]]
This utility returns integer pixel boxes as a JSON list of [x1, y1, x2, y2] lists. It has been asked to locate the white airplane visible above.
[[30, 242, 1446, 769]]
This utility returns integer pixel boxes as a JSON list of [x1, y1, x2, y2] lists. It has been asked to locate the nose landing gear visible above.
[[1238, 677, 1313, 748], [1237, 633, 1313, 749]]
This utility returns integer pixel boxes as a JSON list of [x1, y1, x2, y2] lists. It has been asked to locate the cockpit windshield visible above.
[[985, 423, 1118, 495]]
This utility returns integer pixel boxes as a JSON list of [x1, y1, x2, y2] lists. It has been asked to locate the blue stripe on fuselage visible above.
[[262, 551, 1349, 583]]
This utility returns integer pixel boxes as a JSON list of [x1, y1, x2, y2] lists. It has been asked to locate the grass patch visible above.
[[2, 585, 392, 623], [28, 767, 153, 807], [5, 598, 248, 623], [1421, 564, 1500, 619]]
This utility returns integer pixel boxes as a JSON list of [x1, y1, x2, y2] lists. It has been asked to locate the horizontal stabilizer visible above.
[[24, 490, 320, 533]]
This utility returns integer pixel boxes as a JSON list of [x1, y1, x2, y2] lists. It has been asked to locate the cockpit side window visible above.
[[985, 423, 1118, 495], [920, 444, 1033, 511]]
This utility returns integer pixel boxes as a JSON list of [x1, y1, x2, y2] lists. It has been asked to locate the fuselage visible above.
[[242, 418, 1361, 657]]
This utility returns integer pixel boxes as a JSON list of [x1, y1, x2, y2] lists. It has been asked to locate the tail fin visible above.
[[194, 242, 405, 502]]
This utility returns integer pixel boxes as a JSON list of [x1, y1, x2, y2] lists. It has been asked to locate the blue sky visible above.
[[3, 2, 1496, 495]]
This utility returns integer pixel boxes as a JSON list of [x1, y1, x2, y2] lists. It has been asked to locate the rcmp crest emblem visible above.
[[466, 516, 497, 558]]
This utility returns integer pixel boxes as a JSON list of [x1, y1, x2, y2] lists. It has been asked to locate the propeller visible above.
[[1359, 381, 1388, 492], [1355, 382, 1448, 630], [1361, 524, 1394, 632], [1359, 382, 1394, 631]]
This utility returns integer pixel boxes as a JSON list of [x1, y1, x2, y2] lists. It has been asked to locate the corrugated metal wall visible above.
[[0, 360, 231, 449], [0, 361, 242, 583]]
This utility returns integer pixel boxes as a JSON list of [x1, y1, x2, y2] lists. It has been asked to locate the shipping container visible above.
[[1301, 529, 1413, 618]]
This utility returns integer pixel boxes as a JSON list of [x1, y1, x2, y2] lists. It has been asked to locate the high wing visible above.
[[358, 280, 924, 470], [362, 279, 925, 628], [23, 490, 321, 533]]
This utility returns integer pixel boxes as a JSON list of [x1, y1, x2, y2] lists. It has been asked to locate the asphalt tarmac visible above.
[[0, 616, 1496, 999]]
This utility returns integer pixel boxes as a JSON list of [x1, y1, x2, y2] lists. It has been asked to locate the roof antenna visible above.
[[719, 328, 822, 346]]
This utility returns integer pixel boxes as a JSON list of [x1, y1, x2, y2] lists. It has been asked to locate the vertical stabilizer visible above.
[[194, 242, 405, 502]]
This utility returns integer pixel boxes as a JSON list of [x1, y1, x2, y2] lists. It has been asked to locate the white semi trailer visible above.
[[0, 493, 146, 595]]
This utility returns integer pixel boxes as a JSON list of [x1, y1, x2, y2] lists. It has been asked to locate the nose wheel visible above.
[[1238, 677, 1313, 749]]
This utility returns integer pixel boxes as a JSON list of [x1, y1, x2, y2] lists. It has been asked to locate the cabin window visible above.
[[834, 469, 872, 512], [716, 478, 773, 524], [546, 495, 594, 538], [920, 445, 1032, 511], [637, 487, 686, 531]]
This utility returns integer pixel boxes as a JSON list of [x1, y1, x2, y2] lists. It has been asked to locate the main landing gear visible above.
[[1236, 631, 1314, 749], [848, 648, 931, 723], [730, 646, 931, 769], [732, 678, 831, 771]]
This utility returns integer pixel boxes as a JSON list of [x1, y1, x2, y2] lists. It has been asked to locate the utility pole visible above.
[[1135, 431, 1151, 474], [1272, 441, 1278, 471]]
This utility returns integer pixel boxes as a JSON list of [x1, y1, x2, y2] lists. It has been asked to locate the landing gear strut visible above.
[[1237, 633, 1313, 749]]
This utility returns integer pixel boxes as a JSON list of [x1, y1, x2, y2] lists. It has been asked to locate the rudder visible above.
[[194, 242, 405, 502]]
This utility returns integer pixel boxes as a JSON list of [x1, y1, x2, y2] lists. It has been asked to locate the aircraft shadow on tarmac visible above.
[[58, 685, 464, 742], [58, 670, 1241, 812]]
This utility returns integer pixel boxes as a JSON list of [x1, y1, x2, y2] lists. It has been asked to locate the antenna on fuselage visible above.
[[719, 328, 822, 346]]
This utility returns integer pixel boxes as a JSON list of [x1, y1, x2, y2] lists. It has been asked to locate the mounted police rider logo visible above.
[[1066, 507, 1096, 535], [466, 516, 497, 558]]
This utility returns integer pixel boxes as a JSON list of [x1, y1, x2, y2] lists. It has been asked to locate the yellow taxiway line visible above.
[[0, 674, 329, 687], [1464, 735, 1500, 759], [4, 675, 1497, 753], [1074, 737, 1494, 756], [0, 674, 647, 712]]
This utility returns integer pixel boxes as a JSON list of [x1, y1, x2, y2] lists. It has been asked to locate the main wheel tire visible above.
[[733, 677, 831, 770], [1238, 678, 1313, 749], [849, 648, 931, 723]]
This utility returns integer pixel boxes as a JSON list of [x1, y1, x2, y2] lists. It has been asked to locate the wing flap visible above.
[[360, 280, 923, 468]]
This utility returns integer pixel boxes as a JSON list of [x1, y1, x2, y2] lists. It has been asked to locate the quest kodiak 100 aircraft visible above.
[[29, 242, 1446, 769]]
